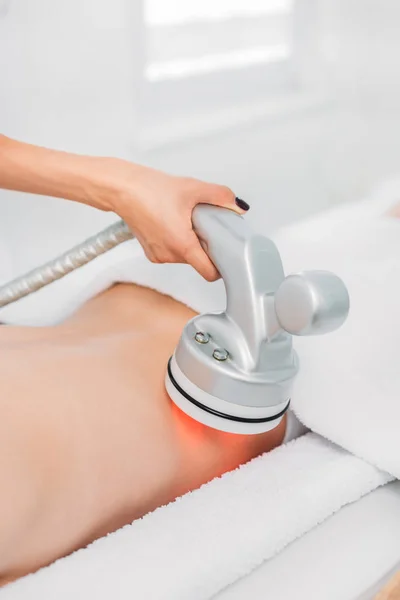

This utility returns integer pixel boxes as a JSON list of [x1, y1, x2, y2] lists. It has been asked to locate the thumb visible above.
[[206, 185, 250, 214]]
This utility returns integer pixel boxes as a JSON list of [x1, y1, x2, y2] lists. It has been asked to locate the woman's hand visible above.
[[0, 136, 249, 281], [90, 158, 250, 281]]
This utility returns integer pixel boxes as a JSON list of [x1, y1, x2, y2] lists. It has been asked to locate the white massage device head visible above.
[[165, 205, 350, 434]]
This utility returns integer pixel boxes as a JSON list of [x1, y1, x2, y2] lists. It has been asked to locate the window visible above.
[[135, 1, 314, 145], [144, 0, 293, 82]]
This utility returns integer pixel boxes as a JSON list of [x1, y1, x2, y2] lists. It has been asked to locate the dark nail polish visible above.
[[235, 197, 250, 211]]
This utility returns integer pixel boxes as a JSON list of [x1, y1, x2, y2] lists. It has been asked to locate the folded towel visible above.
[[2, 433, 391, 600], [274, 210, 400, 479]]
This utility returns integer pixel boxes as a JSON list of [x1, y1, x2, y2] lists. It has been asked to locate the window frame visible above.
[[132, 0, 322, 148]]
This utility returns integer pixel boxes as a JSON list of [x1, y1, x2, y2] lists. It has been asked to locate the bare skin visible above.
[[0, 284, 285, 585]]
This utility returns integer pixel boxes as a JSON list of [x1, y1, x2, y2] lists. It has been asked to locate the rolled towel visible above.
[[2, 433, 391, 600]]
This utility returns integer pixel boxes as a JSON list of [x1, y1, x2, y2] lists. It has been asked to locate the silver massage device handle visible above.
[[166, 205, 350, 434], [194, 206, 349, 347]]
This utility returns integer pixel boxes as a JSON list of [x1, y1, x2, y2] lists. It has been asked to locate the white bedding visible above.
[[216, 480, 400, 600]]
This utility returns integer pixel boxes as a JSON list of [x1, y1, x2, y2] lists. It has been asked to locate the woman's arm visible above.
[[0, 135, 249, 280], [0, 134, 110, 207]]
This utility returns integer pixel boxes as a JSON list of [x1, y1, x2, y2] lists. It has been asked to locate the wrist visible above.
[[77, 156, 118, 212], [83, 156, 144, 215]]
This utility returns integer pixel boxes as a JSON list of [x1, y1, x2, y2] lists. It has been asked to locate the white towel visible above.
[[274, 207, 400, 479], [1, 433, 392, 600]]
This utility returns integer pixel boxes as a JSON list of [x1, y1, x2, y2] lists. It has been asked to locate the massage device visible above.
[[166, 206, 349, 433], [0, 206, 349, 434]]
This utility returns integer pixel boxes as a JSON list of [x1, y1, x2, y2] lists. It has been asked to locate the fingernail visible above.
[[235, 197, 250, 211]]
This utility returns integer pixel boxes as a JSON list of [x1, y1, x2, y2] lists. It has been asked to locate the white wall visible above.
[[1, 0, 400, 271], [0, 0, 141, 268]]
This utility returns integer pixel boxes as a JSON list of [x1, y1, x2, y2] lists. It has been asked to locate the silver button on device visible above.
[[195, 331, 210, 344], [213, 348, 229, 361]]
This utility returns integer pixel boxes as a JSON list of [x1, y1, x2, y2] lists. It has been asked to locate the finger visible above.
[[205, 185, 250, 214], [183, 236, 220, 282]]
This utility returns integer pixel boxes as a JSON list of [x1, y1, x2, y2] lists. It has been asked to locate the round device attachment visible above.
[[166, 356, 290, 435], [275, 271, 350, 336]]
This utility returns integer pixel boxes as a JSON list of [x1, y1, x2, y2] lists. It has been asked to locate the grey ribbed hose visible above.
[[0, 220, 134, 308]]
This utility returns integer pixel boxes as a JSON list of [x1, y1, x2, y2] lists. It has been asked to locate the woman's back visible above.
[[0, 283, 284, 583]]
